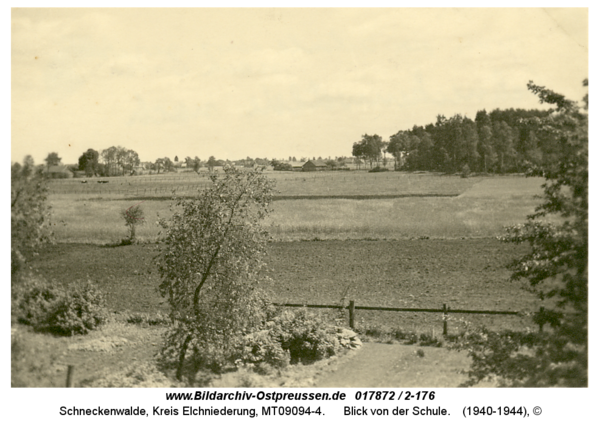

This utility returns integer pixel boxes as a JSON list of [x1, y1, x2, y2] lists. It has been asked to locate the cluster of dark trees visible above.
[[78, 146, 141, 177], [270, 159, 293, 171], [353, 107, 568, 174]]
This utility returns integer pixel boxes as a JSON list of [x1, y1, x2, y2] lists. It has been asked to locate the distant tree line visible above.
[[78, 146, 140, 177], [353, 108, 566, 174]]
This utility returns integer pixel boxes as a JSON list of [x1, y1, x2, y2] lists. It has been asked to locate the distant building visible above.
[[285, 161, 305, 171], [302, 159, 328, 172]]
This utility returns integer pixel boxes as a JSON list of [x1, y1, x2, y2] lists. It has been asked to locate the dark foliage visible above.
[[453, 80, 588, 387], [12, 274, 108, 336], [11, 157, 52, 275]]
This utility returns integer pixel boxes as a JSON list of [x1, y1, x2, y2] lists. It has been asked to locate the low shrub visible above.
[[12, 274, 63, 327], [240, 330, 290, 369], [12, 274, 108, 335], [268, 309, 340, 364], [11, 328, 63, 387], [124, 311, 171, 327], [418, 333, 443, 347], [404, 333, 419, 345], [362, 324, 388, 339], [48, 282, 108, 335], [158, 307, 340, 381], [391, 328, 418, 343], [368, 166, 389, 173]]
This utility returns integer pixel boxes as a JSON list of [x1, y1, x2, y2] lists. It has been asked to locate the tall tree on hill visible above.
[[477, 124, 496, 173], [493, 121, 517, 173], [154, 157, 165, 174], [101, 146, 119, 176], [463, 119, 480, 171], [387, 131, 410, 169], [121, 149, 140, 175], [193, 156, 202, 173], [78, 148, 100, 177], [521, 130, 543, 168], [415, 131, 434, 170], [207, 156, 218, 171], [352, 141, 367, 169], [163, 157, 174, 172], [354, 134, 384, 168]]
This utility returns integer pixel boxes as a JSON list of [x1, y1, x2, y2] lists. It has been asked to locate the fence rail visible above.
[[273, 300, 530, 335]]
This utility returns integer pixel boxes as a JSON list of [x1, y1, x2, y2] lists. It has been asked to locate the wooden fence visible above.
[[272, 300, 542, 335]]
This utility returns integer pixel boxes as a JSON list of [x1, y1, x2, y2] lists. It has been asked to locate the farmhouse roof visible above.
[[304, 159, 328, 167]]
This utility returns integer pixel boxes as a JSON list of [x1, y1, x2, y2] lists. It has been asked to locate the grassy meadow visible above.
[[48, 172, 545, 243]]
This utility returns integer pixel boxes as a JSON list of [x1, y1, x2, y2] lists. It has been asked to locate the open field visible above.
[[31, 238, 538, 335], [48, 173, 545, 243], [47, 170, 481, 198]]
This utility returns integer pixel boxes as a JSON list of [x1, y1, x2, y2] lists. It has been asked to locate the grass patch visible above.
[[48, 176, 544, 243]]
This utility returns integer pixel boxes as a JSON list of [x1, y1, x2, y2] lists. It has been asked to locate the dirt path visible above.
[[314, 343, 479, 388]]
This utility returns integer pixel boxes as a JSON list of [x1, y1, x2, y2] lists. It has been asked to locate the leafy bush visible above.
[[12, 274, 107, 335], [391, 328, 416, 342], [11, 157, 52, 275], [448, 326, 587, 387], [12, 274, 63, 327], [11, 328, 63, 387], [240, 330, 291, 369], [48, 282, 108, 335], [267, 310, 340, 364], [404, 333, 419, 345]]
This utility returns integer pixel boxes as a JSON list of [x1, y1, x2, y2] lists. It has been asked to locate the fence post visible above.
[[442, 303, 448, 336], [66, 365, 75, 387], [349, 300, 355, 329]]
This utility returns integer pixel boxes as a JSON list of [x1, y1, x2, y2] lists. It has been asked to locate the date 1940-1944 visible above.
[[345, 406, 448, 416]]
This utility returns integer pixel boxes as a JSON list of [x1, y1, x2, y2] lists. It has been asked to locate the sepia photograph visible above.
[[11, 5, 589, 401]]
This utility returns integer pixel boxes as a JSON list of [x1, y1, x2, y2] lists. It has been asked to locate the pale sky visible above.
[[11, 8, 588, 165]]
